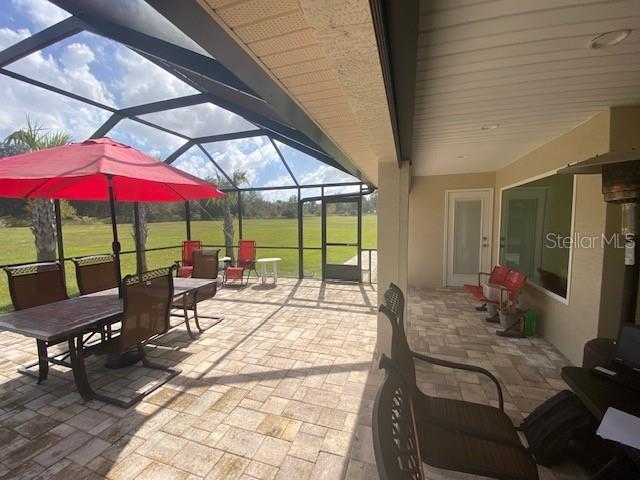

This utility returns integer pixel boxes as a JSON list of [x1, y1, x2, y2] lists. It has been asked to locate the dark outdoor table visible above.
[[0, 277, 216, 406], [562, 366, 640, 473], [0, 277, 216, 342]]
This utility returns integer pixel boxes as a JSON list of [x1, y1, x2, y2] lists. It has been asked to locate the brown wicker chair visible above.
[[172, 248, 222, 338], [380, 284, 539, 480], [72, 254, 118, 295], [373, 354, 425, 480], [92, 266, 180, 408], [4, 261, 69, 383]]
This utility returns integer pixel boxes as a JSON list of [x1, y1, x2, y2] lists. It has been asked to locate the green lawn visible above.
[[0, 215, 376, 311]]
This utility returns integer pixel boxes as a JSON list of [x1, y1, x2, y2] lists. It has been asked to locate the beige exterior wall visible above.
[[408, 172, 496, 288], [404, 107, 640, 364], [492, 112, 610, 365], [407, 112, 616, 365]]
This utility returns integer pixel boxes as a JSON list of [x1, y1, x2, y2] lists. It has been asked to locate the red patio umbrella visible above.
[[0, 137, 224, 290]]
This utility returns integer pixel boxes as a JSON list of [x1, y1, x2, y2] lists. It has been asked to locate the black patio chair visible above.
[[380, 283, 539, 479], [72, 254, 118, 295], [172, 248, 222, 338], [373, 354, 425, 480], [4, 261, 69, 383], [374, 355, 540, 480], [92, 266, 180, 408]]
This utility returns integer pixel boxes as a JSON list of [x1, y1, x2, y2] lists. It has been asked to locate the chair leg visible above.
[[67, 334, 181, 409], [182, 296, 196, 340], [192, 301, 223, 333], [36, 340, 49, 384]]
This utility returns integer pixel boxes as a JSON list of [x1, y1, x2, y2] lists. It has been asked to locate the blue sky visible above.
[[0, 0, 358, 198]]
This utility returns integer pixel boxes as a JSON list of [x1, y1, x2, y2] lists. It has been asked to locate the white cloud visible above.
[[0, 28, 113, 141], [11, 0, 71, 29], [60, 42, 95, 69], [0, 27, 30, 49], [112, 46, 198, 106], [171, 151, 219, 181], [259, 175, 299, 201], [0, 74, 110, 140], [6, 40, 115, 106], [108, 119, 185, 159], [140, 103, 256, 138], [206, 137, 282, 186], [299, 164, 357, 185]]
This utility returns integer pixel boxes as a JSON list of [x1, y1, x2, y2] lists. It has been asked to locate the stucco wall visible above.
[[377, 161, 410, 357], [408, 172, 496, 287], [406, 108, 640, 364], [493, 112, 610, 365]]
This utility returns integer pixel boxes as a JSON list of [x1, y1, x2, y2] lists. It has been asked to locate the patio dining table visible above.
[[0, 277, 216, 406]]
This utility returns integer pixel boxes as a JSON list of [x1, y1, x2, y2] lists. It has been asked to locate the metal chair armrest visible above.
[[477, 272, 491, 286], [412, 350, 504, 411]]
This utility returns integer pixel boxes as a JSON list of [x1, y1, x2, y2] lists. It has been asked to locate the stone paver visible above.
[[407, 287, 588, 480], [0, 280, 587, 479], [0, 279, 378, 479]]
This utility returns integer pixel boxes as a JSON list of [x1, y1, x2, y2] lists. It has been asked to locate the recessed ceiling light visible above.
[[457, 154, 470, 159], [589, 29, 631, 49], [481, 124, 500, 130]]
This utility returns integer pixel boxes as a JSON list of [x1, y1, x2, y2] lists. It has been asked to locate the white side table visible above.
[[256, 258, 281, 284]]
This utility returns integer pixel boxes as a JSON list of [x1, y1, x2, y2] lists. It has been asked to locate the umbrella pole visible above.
[[107, 175, 122, 296]]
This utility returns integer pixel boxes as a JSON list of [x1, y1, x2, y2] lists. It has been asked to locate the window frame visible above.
[[496, 169, 577, 305]]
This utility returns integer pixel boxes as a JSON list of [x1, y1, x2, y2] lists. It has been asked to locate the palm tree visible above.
[[217, 171, 247, 262], [4, 118, 71, 261]]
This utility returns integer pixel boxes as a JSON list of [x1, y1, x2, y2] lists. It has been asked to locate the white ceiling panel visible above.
[[413, 0, 640, 175]]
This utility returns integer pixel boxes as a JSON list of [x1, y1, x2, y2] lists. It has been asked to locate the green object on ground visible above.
[[523, 309, 536, 336]]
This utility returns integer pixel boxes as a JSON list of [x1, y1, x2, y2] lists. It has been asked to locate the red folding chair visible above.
[[237, 240, 258, 280], [476, 269, 527, 323], [498, 270, 527, 309], [177, 240, 201, 278], [464, 265, 510, 299]]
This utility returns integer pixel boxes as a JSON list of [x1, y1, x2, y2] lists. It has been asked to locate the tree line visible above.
[[0, 183, 378, 224]]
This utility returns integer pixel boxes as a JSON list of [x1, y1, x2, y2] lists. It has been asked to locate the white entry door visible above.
[[445, 189, 493, 286]]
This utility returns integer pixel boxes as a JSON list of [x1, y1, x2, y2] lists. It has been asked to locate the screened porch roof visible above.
[[0, 0, 367, 193]]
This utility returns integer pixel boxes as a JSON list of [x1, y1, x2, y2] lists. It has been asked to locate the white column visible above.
[[376, 161, 411, 358]]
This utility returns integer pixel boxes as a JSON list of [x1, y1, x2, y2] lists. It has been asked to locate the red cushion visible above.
[[225, 267, 244, 280], [463, 284, 482, 295], [177, 266, 193, 278]]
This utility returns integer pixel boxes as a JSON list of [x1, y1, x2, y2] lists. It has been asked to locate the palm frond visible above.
[[4, 115, 70, 152]]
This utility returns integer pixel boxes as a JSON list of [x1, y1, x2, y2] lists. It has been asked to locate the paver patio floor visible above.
[[408, 288, 586, 480], [0, 282, 587, 479], [0, 279, 380, 480]]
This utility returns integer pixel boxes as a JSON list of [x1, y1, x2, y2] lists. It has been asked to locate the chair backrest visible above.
[[238, 240, 256, 267], [500, 270, 527, 306], [489, 265, 510, 285], [503, 270, 527, 292], [380, 285, 418, 397], [4, 261, 68, 310], [182, 240, 202, 267], [384, 282, 405, 328], [72, 254, 118, 295], [120, 266, 175, 351], [192, 249, 219, 301], [192, 249, 219, 279], [373, 355, 424, 480]]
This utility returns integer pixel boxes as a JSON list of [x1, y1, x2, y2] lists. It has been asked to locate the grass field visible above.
[[0, 215, 377, 311]]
